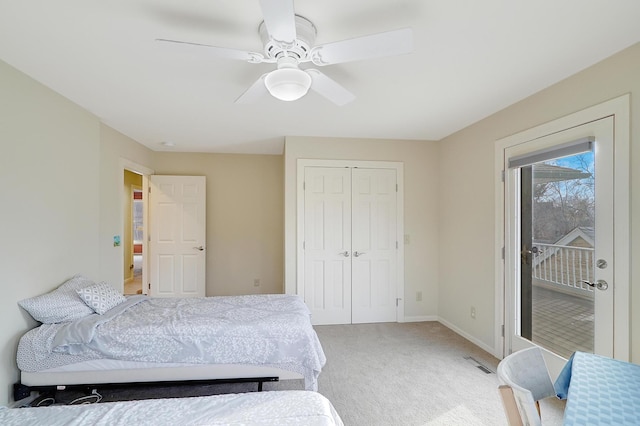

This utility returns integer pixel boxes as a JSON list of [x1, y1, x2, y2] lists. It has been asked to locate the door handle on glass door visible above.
[[353, 251, 365, 257], [581, 280, 608, 291], [520, 245, 538, 265]]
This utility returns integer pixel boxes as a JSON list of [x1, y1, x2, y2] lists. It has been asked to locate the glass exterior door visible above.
[[505, 116, 616, 376]]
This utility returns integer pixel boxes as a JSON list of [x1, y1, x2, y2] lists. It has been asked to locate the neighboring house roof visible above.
[[553, 227, 594, 248], [533, 164, 591, 184]]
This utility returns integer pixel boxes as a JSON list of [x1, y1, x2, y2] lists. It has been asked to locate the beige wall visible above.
[[0, 59, 101, 404], [284, 137, 440, 319], [0, 59, 154, 404], [0, 59, 280, 403], [152, 153, 284, 296], [438, 42, 640, 360]]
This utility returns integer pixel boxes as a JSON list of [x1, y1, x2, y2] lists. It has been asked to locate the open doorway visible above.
[[124, 169, 143, 295]]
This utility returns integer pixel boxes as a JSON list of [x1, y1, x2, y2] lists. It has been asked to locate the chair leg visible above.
[[498, 385, 524, 426]]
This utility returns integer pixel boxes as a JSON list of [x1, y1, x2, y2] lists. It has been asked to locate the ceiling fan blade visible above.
[[235, 74, 269, 104], [156, 38, 266, 63], [310, 28, 413, 66], [259, 0, 297, 44], [307, 69, 355, 106]]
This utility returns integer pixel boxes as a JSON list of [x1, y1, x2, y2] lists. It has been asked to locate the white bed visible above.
[[17, 281, 326, 396], [0, 391, 344, 426]]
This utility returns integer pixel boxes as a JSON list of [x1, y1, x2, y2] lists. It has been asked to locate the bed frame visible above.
[[15, 363, 303, 401]]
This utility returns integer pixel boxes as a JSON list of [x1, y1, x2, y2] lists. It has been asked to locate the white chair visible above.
[[497, 347, 556, 426]]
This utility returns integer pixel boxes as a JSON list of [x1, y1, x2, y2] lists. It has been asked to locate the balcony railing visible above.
[[532, 242, 594, 296]]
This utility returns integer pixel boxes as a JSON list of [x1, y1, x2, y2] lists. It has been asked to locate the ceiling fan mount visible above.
[[157, 0, 413, 105], [258, 15, 316, 63]]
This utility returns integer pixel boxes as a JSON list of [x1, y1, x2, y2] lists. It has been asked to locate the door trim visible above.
[[120, 158, 154, 295], [296, 159, 405, 322], [494, 94, 630, 361]]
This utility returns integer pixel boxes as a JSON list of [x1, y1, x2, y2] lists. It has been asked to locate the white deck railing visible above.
[[532, 243, 594, 295]]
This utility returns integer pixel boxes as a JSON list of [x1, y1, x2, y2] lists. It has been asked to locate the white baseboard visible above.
[[437, 317, 500, 358], [401, 315, 438, 323]]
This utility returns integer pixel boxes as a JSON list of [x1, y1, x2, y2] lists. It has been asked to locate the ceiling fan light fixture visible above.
[[264, 68, 312, 102]]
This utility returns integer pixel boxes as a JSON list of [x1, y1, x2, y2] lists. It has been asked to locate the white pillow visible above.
[[76, 281, 127, 315], [18, 274, 96, 323]]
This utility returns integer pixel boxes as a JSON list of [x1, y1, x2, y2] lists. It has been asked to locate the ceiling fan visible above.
[[157, 0, 413, 105]]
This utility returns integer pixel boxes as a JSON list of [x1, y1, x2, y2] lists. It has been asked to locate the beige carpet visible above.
[[312, 322, 565, 426]]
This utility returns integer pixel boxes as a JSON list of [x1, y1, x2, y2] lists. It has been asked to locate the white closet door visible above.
[[302, 166, 398, 325], [351, 168, 398, 323], [303, 167, 352, 324]]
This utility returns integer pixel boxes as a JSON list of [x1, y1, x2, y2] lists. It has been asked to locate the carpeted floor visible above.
[[314, 322, 564, 425], [47, 321, 565, 425]]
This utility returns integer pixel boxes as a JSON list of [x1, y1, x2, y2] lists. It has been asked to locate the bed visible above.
[[0, 390, 344, 425], [16, 276, 326, 398]]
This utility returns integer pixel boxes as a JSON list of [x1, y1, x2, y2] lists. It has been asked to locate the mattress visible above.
[[0, 391, 344, 426], [18, 294, 326, 390]]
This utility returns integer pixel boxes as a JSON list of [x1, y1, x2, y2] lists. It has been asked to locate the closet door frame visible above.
[[296, 159, 405, 322]]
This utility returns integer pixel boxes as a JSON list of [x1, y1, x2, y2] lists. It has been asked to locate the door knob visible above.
[[353, 251, 366, 257], [339, 251, 350, 257], [520, 245, 538, 265], [193, 246, 205, 251], [581, 280, 608, 291]]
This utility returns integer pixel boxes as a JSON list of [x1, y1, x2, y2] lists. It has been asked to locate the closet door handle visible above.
[[339, 251, 350, 257], [353, 251, 366, 257]]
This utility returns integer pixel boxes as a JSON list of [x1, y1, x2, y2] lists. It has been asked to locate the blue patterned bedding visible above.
[[17, 294, 326, 390]]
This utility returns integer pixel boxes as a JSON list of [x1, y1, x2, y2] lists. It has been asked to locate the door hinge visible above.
[[303, 181, 305, 190], [303, 241, 305, 249], [501, 246, 505, 260], [501, 324, 505, 337], [501, 170, 505, 182], [396, 298, 402, 307], [148, 186, 151, 193], [148, 283, 151, 290], [396, 241, 398, 249], [396, 183, 398, 192]]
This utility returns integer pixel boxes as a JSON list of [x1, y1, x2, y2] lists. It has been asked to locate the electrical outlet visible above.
[[253, 278, 260, 287], [471, 306, 476, 319], [416, 291, 422, 302]]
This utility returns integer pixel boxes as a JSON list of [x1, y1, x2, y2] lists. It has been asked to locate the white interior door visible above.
[[303, 167, 352, 324], [352, 168, 398, 323], [302, 165, 398, 325], [504, 118, 616, 377], [149, 175, 206, 298]]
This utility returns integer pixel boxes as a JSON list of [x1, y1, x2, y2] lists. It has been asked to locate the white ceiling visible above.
[[1, 0, 639, 154]]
